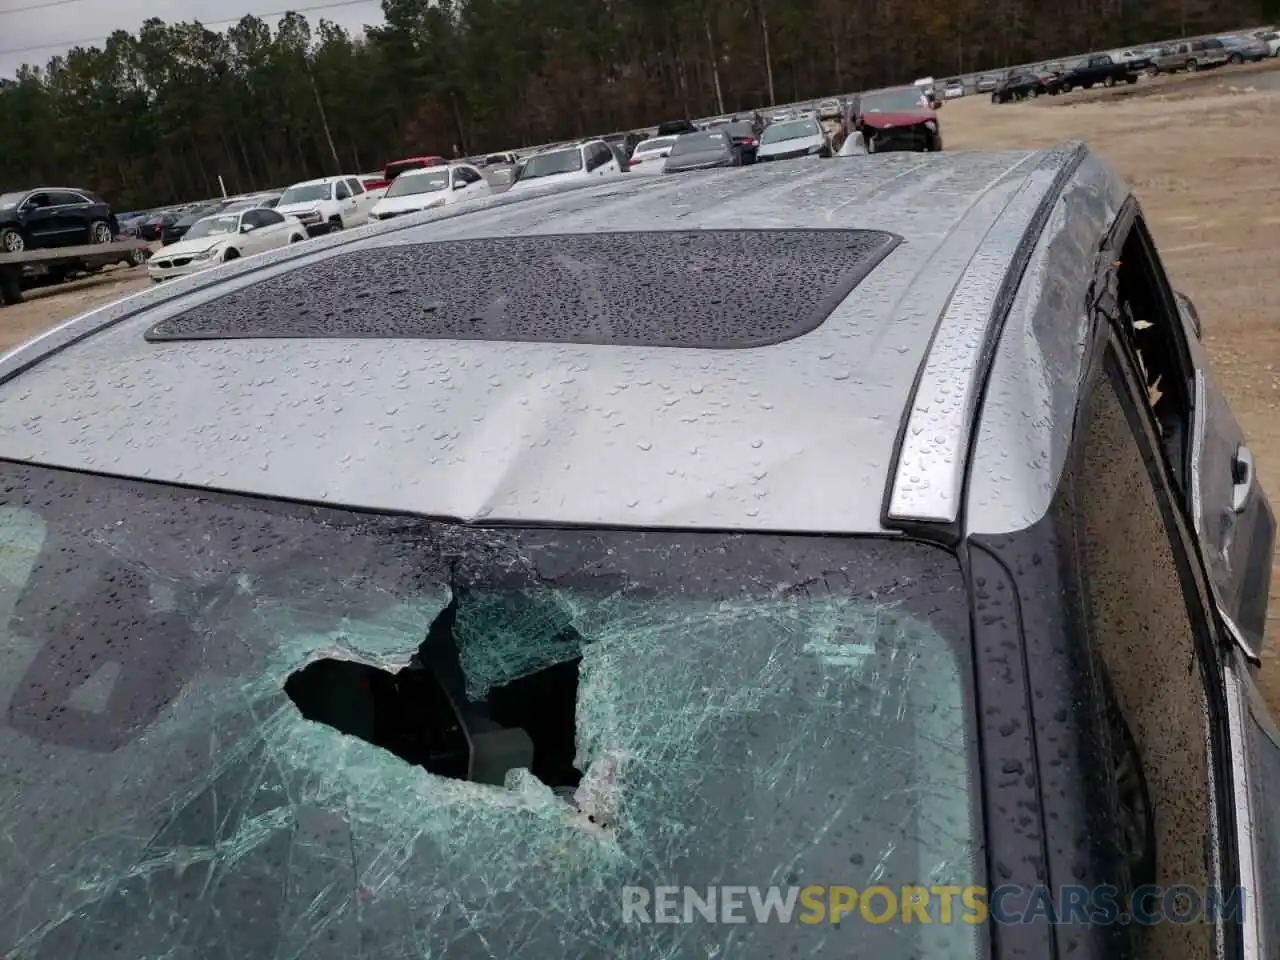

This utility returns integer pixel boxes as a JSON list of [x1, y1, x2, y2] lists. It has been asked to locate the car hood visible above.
[[664, 149, 732, 169], [756, 134, 825, 158], [507, 170, 587, 192], [860, 110, 934, 129], [276, 201, 327, 216], [151, 236, 227, 259], [372, 193, 449, 216]]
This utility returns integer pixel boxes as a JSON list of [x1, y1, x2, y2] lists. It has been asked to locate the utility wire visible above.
[[0, 0, 92, 15], [0, 0, 381, 56]]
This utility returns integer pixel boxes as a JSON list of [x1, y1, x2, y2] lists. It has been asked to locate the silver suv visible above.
[[1151, 37, 1231, 72], [0, 146, 1274, 959]]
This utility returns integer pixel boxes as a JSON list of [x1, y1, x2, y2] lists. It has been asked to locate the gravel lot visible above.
[[6, 61, 1280, 702]]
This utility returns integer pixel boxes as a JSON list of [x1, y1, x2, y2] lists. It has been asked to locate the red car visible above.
[[849, 87, 943, 153], [362, 156, 448, 193]]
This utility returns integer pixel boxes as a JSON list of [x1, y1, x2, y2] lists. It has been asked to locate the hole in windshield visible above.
[[283, 590, 587, 798]]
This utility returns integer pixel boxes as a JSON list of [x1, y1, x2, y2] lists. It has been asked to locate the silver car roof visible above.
[[0, 143, 1120, 535]]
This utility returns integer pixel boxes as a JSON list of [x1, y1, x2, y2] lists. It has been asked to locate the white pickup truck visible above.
[[275, 175, 378, 236]]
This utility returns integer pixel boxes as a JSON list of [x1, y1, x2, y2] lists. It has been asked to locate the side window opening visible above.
[[1110, 216, 1193, 490], [335, 182, 351, 201], [1073, 346, 1216, 960]]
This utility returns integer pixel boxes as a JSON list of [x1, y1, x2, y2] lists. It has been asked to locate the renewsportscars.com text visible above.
[[621, 884, 1247, 926]]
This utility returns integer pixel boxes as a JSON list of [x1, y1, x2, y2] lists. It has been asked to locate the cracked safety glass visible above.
[[0, 463, 982, 958]]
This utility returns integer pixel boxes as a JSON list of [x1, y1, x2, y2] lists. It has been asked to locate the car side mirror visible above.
[[453, 182, 465, 190], [241, 224, 255, 233], [1173, 290, 1203, 340]]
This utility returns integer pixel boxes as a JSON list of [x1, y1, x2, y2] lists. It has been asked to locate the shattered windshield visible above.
[[0, 462, 982, 959]]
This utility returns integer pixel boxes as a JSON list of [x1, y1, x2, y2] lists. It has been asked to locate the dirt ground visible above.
[[5, 62, 1280, 701]]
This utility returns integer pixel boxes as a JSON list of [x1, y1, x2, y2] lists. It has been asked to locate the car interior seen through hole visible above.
[[284, 589, 588, 804]]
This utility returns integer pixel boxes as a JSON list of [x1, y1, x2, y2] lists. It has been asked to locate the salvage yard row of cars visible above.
[[988, 28, 1279, 102], [1, 135, 1279, 960], [2, 22, 1275, 292]]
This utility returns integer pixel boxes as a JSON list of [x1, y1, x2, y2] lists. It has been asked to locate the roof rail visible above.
[[885, 141, 1087, 528]]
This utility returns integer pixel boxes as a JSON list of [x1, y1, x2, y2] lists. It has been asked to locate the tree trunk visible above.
[[449, 89, 468, 155], [758, 0, 776, 106], [308, 71, 342, 174], [705, 15, 725, 115]]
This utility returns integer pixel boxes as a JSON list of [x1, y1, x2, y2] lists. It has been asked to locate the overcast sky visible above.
[[0, 0, 386, 78]]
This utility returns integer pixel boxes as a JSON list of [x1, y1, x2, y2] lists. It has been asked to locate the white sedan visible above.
[[627, 135, 679, 173], [369, 164, 491, 221], [504, 140, 624, 196], [148, 208, 306, 283]]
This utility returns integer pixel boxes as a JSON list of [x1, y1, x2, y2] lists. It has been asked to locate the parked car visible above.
[[1218, 34, 1271, 63], [477, 153, 520, 188], [275, 175, 378, 235], [161, 199, 237, 246], [114, 211, 149, 237], [1040, 63, 1072, 94], [991, 69, 1044, 102], [137, 209, 182, 241], [1151, 38, 1231, 73], [147, 207, 306, 282], [603, 132, 644, 159], [0, 142, 1273, 960], [975, 74, 1000, 92], [362, 156, 448, 194], [369, 163, 491, 220], [849, 86, 941, 152], [942, 78, 965, 99], [221, 193, 283, 214], [627, 135, 679, 173], [816, 98, 843, 119], [755, 115, 831, 161], [1061, 53, 1144, 91], [662, 130, 744, 172], [721, 120, 762, 163], [0, 188, 119, 253], [506, 140, 624, 194], [656, 119, 698, 137], [1254, 29, 1280, 56]]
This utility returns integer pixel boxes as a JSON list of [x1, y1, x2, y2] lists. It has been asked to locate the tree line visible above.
[[0, 0, 1274, 209]]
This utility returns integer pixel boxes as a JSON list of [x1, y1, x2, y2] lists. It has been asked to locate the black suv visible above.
[[992, 70, 1047, 102], [0, 188, 119, 254]]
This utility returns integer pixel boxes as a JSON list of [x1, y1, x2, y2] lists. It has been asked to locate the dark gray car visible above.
[[662, 130, 740, 172]]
